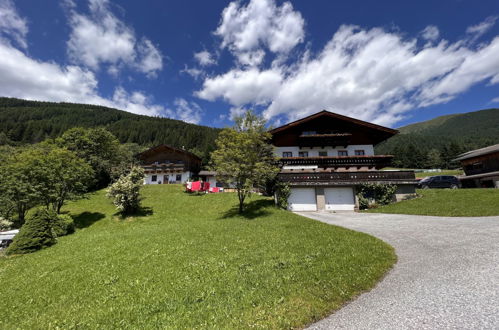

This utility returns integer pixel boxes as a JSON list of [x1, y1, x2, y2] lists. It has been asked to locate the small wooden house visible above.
[[454, 144, 499, 188], [137, 145, 201, 184]]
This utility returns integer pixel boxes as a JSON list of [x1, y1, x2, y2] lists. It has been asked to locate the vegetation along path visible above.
[[0, 185, 395, 329], [299, 212, 499, 330]]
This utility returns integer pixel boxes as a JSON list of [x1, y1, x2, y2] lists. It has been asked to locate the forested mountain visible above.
[[0, 97, 220, 159], [376, 108, 499, 168]]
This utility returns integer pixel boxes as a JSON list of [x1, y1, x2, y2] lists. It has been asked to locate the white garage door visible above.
[[288, 188, 317, 211], [325, 187, 355, 211]]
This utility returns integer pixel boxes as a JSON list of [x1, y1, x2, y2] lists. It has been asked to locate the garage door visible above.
[[288, 188, 317, 211], [325, 187, 355, 211]]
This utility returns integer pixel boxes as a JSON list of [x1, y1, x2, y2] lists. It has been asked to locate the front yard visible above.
[[368, 188, 499, 216], [0, 185, 395, 329]]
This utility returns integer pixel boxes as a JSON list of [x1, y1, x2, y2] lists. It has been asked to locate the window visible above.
[[302, 131, 316, 136], [298, 151, 309, 157], [176, 174, 182, 182], [319, 151, 328, 157], [355, 150, 365, 156], [282, 151, 293, 157], [338, 150, 348, 156], [151, 175, 157, 182]]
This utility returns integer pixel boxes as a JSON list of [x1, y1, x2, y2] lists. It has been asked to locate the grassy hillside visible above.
[[376, 108, 499, 168], [0, 97, 219, 157], [367, 189, 499, 216], [0, 185, 395, 329]]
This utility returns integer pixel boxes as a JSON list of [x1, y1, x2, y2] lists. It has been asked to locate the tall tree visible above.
[[210, 111, 279, 213]]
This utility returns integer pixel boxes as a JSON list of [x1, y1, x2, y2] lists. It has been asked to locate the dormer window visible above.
[[282, 151, 293, 157], [355, 150, 365, 156], [338, 150, 348, 156], [302, 131, 316, 136]]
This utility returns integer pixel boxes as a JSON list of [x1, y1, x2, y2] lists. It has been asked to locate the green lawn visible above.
[[0, 185, 395, 329], [368, 188, 499, 216]]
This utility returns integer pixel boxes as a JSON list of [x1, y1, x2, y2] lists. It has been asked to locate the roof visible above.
[[137, 144, 201, 161], [269, 110, 398, 135], [454, 144, 499, 161]]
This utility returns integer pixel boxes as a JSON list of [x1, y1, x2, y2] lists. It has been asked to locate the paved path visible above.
[[296, 212, 499, 330]]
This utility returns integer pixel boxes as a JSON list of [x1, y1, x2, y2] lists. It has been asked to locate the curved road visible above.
[[296, 212, 499, 330]]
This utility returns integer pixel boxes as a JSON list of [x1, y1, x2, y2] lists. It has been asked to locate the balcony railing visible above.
[[278, 170, 416, 185], [278, 155, 393, 169], [298, 133, 351, 148]]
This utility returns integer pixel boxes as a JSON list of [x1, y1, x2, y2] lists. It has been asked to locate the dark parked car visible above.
[[417, 175, 460, 189]]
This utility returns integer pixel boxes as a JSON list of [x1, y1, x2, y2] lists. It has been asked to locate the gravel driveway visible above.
[[296, 212, 499, 330]]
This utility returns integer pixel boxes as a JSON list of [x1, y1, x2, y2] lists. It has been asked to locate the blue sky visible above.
[[1, 0, 499, 128]]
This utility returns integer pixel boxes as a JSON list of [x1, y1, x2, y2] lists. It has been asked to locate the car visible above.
[[417, 175, 461, 189], [0, 229, 19, 249]]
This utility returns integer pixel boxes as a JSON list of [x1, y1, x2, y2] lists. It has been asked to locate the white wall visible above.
[[274, 145, 374, 157], [144, 171, 192, 184]]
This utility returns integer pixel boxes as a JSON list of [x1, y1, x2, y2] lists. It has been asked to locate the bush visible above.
[[274, 182, 291, 209], [357, 183, 397, 210], [6, 209, 56, 255], [51, 214, 75, 237], [107, 166, 144, 215], [0, 217, 13, 231]]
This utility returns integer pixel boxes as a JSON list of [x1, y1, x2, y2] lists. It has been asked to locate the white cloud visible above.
[[194, 50, 216, 66], [66, 0, 163, 77], [166, 98, 203, 124], [215, 0, 304, 66], [466, 16, 497, 39], [199, 20, 499, 126], [421, 25, 439, 41], [196, 68, 282, 106], [490, 97, 499, 104], [0, 0, 28, 48]]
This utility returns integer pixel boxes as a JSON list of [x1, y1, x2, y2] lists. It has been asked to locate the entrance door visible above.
[[163, 175, 169, 184], [325, 187, 355, 211], [288, 188, 317, 211]]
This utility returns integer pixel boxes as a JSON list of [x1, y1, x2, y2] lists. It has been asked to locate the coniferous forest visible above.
[[1, 97, 499, 169]]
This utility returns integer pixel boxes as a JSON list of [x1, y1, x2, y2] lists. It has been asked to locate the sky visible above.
[[1, 0, 499, 129]]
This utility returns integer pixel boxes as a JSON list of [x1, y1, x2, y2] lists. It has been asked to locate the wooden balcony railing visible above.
[[278, 170, 416, 185], [278, 155, 393, 169]]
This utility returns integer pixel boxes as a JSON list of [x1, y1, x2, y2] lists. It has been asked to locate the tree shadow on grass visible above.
[[73, 212, 106, 229], [114, 206, 154, 220], [221, 199, 274, 220]]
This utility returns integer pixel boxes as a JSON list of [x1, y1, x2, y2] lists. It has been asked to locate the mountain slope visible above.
[[0, 97, 220, 157], [376, 108, 499, 168]]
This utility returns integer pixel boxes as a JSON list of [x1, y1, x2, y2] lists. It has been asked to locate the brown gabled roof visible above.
[[137, 144, 201, 161], [454, 143, 499, 161], [269, 110, 398, 135]]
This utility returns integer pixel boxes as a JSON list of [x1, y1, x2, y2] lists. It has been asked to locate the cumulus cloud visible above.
[[490, 97, 499, 104], [215, 0, 304, 66], [0, 0, 28, 48], [194, 50, 216, 66], [66, 0, 163, 77], [198, 3, 499, 126], [166, 98, 203, 124]]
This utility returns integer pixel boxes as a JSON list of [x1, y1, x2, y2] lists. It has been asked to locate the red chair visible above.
[[202, 182, 210, 192]]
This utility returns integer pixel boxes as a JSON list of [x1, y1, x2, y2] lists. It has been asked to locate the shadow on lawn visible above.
[[114, 206, 154, 220], [221, 199, 273, 220], [73, 212, 106, 229]]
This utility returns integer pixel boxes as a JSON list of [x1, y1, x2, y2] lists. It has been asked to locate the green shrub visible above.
[[51, 214, 75, 237], [0, 217, 13, 231], [6, 209, 56, 255], [274, 182, 291, 209], [107, 166, 144, 215], [357, 183, 397, 210]]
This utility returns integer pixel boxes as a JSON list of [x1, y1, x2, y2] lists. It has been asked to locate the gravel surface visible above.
[[296, 212, 499, 330]]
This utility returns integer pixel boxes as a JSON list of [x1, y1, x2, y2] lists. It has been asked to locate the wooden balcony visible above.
[[278, 170, 416, 186], [298, 133, 351, 148], [142, 162, 186, 173], [278, 155, 393, 169]]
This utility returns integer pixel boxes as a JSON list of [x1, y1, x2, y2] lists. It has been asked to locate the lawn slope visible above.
[[368, 189, 499, 217], [0, 185, 395, 329]]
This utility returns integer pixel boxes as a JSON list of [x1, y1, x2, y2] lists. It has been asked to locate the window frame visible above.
[[151, 175, 157, 182], [318, 151, 328, 157], [338, 150, 348, 156], [354, 150, 365, 156], [282, 151, 293, 158], [298, 151, 309, 157]]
